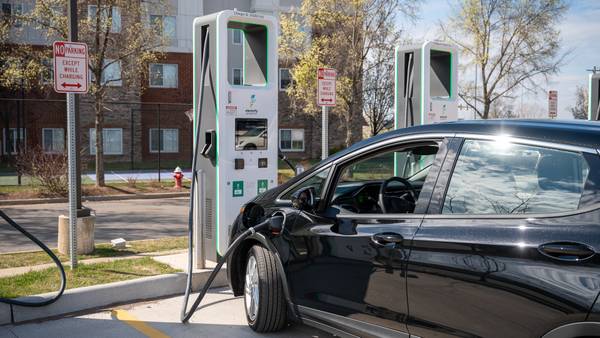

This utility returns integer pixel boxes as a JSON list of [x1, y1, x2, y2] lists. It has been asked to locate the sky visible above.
[[398, 0, 600, 119]]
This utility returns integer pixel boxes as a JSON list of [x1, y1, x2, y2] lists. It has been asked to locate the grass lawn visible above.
[[0, 257, 179, 299], [0, 236, 188, 269], [0, 179, 190, 200]]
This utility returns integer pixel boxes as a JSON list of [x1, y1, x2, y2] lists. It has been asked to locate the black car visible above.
[[227, 119, 600, 338]]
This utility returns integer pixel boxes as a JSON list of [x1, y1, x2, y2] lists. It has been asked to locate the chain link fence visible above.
[[0, 98, 192, 187]]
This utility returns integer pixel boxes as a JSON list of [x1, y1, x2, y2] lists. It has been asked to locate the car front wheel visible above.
[[244, 245, 287, 332]]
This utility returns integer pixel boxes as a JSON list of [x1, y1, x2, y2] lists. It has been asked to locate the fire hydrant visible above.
[[173, 166, 184, 189]]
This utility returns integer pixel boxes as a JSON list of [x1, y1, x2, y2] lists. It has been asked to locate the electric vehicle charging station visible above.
[[394, 41, 458, 128], [589, 73, 600, 121], [192, 10, 279, 265]]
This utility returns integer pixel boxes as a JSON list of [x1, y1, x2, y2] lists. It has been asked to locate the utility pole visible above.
[[68, 0, 87, 218], [586, 66, 599, 74], [66, 0, 90, 269]]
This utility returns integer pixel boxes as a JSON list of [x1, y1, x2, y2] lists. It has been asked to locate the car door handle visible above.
[[372, 232, 404, 246], [538, 242, 596, 262]]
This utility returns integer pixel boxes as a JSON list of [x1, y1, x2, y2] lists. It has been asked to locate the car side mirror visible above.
[[291, 187, 316, 211]]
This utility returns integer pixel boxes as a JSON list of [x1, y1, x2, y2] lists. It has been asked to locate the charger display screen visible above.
[[235, 118, 267, 151]]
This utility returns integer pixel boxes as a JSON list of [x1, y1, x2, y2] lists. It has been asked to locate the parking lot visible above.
[[0, 288, 332, 338], [0, 198, 188, 253]]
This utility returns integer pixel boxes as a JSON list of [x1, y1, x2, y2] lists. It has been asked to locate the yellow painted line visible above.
[[111, 309, 171, 338]]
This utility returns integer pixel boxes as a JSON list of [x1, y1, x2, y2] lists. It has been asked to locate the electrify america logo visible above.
[[245, 94, 258, 113]]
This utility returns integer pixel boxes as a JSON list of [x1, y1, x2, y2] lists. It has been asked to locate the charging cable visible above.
[[0, 210, 66, 307]]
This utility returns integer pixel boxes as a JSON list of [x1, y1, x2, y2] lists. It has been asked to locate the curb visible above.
[[1, 269, 227, 325], [0, 192, 189, 206]]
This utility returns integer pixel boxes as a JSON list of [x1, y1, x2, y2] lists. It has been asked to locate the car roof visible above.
[[322, 119, 600, 166]]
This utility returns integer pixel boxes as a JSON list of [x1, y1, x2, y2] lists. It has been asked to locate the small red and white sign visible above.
[[317, 68, 336, 106], [548, 90, 558, 118], [53, 41, 89, 93]]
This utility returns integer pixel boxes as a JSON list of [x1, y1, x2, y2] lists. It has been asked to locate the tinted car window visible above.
[[330, 144, 439, 214], [339, 145, 437, 183], [443, 139, 590, 214], [281, 167, 331, 200]]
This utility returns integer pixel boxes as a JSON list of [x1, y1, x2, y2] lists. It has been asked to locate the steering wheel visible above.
[[378, 177, 417, 214]]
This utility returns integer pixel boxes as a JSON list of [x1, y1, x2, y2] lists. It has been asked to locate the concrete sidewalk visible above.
[[1, 288, 332, 338]]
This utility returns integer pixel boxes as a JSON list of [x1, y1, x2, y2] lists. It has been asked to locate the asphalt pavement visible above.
[[0, 197, 189, 253], [0, 288, 332, 338]]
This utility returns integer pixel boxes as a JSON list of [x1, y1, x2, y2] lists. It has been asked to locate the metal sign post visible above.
[[66, 93, 78, 268], [548, 90, 558, 119], [53, 41, 89, 268], [317, 68, 336, 160]]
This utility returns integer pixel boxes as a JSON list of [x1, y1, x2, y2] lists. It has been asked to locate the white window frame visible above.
[[232, 68, 242, 86], [88, 5, 121, 33], [279, 128, 305, 152], [2, 128, 26, 155], [100, 59, 122, 87], [279, 68, 291, 91], [4, 3, 24, 27], [149, 128, 179, 153], [150, 14, 176, 40], [42, 128, 64, 153], [232, 29, 242, 45], [89, 128, 123, 155], [148, 63, 178, 88]]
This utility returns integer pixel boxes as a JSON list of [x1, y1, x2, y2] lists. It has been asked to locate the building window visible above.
[[2, 128, 26, 155], [40, 58, 53, 85], [42, 128, 64, 153], [149, 128, 178, 153], [232, 68, 242, 85], [2, 3, 23, 27], [279, 68, 291, 91], [101, 59, 122, 86], [150, 15, 176, 40], [232, 29, 242, 45], [88, 5, 121, 33], [89, 128, 123, 155], [279, 129, 304, 152], [149, 63, 178, 88]]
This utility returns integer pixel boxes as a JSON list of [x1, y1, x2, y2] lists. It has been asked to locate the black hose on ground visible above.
[[180, 217, 278, 323], [0, 210, 66, 307]]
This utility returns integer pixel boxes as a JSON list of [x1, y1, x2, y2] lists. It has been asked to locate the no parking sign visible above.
[[53, 41, 89, 94]]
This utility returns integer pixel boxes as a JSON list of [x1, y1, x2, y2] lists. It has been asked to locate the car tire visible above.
[[244, 245, 287, 332]]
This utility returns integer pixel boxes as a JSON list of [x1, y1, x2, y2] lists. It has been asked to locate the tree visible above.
[[28, 0, 170, 186], [362, 33, 397, 136], [280, 0, 418, 147], [488, 97, 518, 118], [0, 5, 46, 91], [441, 0, 568, 119], [570, 85, 588, 119]]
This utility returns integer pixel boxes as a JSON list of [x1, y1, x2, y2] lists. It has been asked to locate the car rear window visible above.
[[442, 139, 591, 214]]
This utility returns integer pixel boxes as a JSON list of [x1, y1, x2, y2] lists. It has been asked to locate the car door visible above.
[[406, 136, 600, 338], [283, 137, 451, 337]]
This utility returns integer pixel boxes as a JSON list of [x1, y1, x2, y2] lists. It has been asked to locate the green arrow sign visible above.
[[257, 179, 268, 194], [232, 180, 244, 197]]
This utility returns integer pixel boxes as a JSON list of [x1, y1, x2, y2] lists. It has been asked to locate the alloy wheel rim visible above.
[[244, 255, 259, 321]]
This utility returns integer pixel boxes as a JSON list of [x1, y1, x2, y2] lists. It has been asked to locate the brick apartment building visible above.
[[0, 0, 351, 170]]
